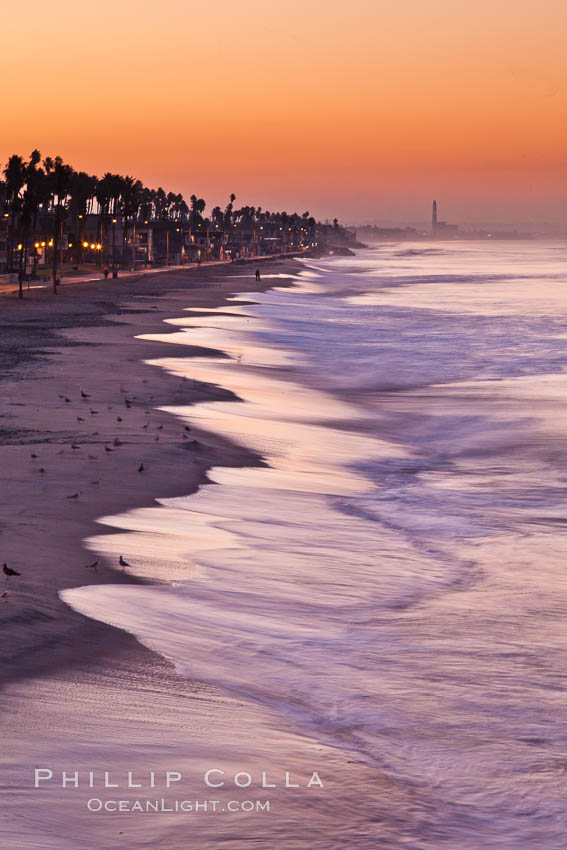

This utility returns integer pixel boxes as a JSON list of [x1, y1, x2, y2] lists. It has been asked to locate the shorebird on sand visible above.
[[3, 564, 20, 579], [84, 559, 99, 570], [119, 556, 130, 569]]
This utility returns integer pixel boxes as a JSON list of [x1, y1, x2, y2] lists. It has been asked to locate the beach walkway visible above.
[[0, 251, 305, 297]]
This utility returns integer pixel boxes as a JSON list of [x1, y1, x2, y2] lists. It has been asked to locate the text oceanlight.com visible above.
[[87, 798, 270, 814]]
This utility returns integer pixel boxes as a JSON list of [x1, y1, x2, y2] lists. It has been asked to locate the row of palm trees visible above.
[[1, 151, 320, 297]]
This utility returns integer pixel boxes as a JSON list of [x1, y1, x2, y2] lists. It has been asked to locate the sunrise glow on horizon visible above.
[[3, 0, 566, 223]]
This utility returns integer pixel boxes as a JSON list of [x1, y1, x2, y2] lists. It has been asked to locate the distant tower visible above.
[[432, 200, 438, 234]]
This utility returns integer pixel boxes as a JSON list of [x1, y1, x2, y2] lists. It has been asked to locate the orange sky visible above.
[[2, 0, 566, 224]]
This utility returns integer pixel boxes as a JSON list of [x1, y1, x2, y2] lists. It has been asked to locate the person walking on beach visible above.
[[255, 268, 261, 281], [103, 266, 109, 279]]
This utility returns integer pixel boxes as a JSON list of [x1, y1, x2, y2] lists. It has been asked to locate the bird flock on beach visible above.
[[2, 375, 202, 601]]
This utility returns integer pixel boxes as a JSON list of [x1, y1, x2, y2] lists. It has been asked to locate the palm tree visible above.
[[95, 172, 119, 266], [119, 176, 142, 268], [190, 195, 206, 228], [14, 150, 46, 296], [155, 187, 167, 220], [70, 171, 97, 264], [3, 154, 26, 272], [24, 151, 49, 279], [45, 157, 74, 293]]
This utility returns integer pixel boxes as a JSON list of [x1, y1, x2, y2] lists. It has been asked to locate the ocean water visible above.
[[63, 241, 567, 847]]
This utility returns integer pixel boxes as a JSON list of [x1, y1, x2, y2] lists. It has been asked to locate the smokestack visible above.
[[432, 200, 438, 233]]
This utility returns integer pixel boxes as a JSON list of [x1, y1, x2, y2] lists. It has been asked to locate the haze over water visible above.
[[65, 242, 567, 847]]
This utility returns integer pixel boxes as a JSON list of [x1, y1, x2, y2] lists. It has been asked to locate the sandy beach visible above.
[[0, 261, 287, 684], [1, 258, 411, 848]]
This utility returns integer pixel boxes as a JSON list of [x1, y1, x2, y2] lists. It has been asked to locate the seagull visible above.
[[117, 416, 123, 422], [104, 446, 114, 453], [142, 423, 148, 429], [71, 444, 80, 450], [77, 416, 85, 422], [138, 463, 144, 472], [113, 438, 122, 446], [64, 397, 71, 403], [88, 454, 97, 460], [90, 409, 99, 415], [184, 426, 191, 432], [154, 434, 159, 441], [30, 452, 38, 459], [90, 479, 100, 486], [119, 556, 130, 569], [39, 467, 45, 473], [157, 425, 163, 430], [125, 399, 132, 408], [84, 559, 99, 570], [81, 390, 90, 398], [66, 492, 80, 499], [1, 590, 10, 602], [3, 564, 20, 579]]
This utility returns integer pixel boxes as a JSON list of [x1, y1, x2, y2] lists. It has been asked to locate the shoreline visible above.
[[1, 249, 413, 847], [0, 258, 297, 686]]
